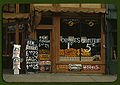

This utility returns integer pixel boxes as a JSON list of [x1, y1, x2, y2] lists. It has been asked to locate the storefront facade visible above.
[[2, 4, 108, 74]]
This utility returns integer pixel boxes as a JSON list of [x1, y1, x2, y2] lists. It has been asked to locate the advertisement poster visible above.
[[69, 64, 82, 71], [13, 58, 21, 69], [39, 61, 51, 72], [82, 65, 100, 71], [12, 45, 21, 58]]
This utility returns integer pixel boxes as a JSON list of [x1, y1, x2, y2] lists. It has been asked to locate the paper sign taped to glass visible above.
[[13, 58, 21, 69], [12, 44, 21, 58]]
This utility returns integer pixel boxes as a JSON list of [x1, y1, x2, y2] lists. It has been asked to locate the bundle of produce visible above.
[[65, 48, 77, 57], [59, 49, 65, 56]]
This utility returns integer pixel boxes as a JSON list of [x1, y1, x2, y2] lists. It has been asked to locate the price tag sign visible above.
[[25, 39, 39, 73]]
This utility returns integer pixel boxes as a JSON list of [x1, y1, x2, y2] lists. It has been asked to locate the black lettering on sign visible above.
[[25, 39, 39, 73]]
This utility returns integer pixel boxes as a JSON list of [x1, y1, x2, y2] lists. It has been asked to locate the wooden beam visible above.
[[101, 4, 105, 8], [52, 4, 60, 6], [30, 4, 34, 13], [56, 65, 105, 74], [16, 4, 19, 13], [35, 25, 54, 30], [56, 61, 105, 65]]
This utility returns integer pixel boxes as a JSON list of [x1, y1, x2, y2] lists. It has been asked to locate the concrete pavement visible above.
[[3, 73, 117, 82]]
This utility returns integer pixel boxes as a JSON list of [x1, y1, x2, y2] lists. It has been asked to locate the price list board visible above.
[[25, 39, 38, 73]]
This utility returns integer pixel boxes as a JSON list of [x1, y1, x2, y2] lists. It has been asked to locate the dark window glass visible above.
[[19, 4, 30, 13], [3, 4, 16, 13], [60, 17, 101, 61], [39, 17, 53, 25], [110, 20, 117, 60]]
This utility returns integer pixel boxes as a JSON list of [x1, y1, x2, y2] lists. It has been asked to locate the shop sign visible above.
[[12, 45, 21, 58], [39, 65, 51, 72], [25, 39, 39, 73], [12, 44, 21, 74], [57, 65, 68, 70], [88, 21, 95, 27], [38, 36, 50, 49], [69, 64, 82, 71], [40, 66, 46, 72], [13, 58, 20, 69], [63, 18, 79, 26], [82, 65, 100, 71], [39, 54, 50, 60], [39, 61, 51, 65], [68, 21, 74, 26]]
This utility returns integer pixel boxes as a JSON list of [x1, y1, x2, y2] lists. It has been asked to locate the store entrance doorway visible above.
[[37, 30, 52, 73]]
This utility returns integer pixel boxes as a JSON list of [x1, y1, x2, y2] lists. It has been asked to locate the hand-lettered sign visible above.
[[82, 65, 100, 71], [25, 39, 38, 73], [38, 36, 50, 49]]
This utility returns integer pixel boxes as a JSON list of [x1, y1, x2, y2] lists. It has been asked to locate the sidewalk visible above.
[[3, 73, 117, 82]]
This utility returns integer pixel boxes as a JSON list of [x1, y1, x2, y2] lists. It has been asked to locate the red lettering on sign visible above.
[[82, 65, 100, 71]]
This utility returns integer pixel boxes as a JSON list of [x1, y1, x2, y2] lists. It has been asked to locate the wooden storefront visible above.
[[2, 4, 107, 74], [29, 4, 106, 74]]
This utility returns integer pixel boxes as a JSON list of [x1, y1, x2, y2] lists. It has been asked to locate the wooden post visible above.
[[16, 4, 19, 44], [29, 4, 34, 39], [15, 24, 19, 44], [52, 16, 60, 73], [101, 14, 106, 65], [79, 4, 81, 8]]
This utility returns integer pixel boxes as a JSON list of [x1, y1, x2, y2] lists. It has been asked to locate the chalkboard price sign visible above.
[[38, 36, 50, 49], [25, 39, 38, 73]]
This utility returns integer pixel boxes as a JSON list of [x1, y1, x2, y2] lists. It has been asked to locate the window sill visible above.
[[56, 61, 105, 65]]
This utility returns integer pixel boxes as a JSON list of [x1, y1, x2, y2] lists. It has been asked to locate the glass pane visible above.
[[60, 17, 101, 61], [3, 4, 16, 13], [8, 24, 24, 31], [19, 4, 30, 13], [37, 30, 51, 72], [60, 18, 81, 61], [39, 17, 53, 25], [112, 32, 117, 60], [81, 18, 101, 61], [7, 33, 15, 55], [2, 26, 6, 54]]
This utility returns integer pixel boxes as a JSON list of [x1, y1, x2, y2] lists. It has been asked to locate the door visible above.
[[37, 30, 52, 73]]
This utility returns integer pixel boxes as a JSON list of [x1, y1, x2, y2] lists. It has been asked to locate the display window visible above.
[[60, 17, 101, 62]]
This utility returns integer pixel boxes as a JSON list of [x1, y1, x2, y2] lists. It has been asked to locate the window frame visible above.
[[56, 14, 105, 65], [2, 22, 27, 57]]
